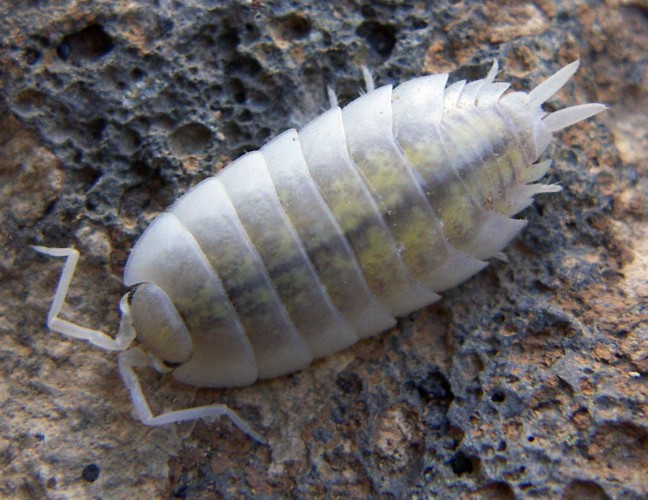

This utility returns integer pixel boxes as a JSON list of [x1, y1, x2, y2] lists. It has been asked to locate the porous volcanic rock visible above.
[[1, 0, 645, 498]]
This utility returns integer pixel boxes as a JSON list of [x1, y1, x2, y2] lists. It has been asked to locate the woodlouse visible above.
[[35, 60, 605, 441]]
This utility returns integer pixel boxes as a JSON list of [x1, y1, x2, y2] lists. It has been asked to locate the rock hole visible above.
[[24, 48, 41, 65], [271, 13, 311, 41], [130, 67, 146, 81], [335, 371, 363, 396], [447, 425, 465, 451], [471, 481, 516, 499], [449, 451, 479, 475], [120, 184, 151, 221], [217, 30, 240, 51], [117, 127, 141, 154], [173, 483, 189, 498], [81, 463, 100, 482], [168, 123, 213, 157], [226, 56, 262, 76], [238, 109, 253, 122], [222, 121, 243, 140], [14, 89, 46, 118], [356, 21, 397, 57], [57, 25, 114, 64], [228, 78, 247, 104], [219, 106, 234, 120], [491, 390, 506, 403], [423, 466, 437, 480], [407, 370, 453, 407], [87, 118, 108, 142], [561, 479, 611, 500], [78, 165, 102, 190], [247, 89, 271, 110]]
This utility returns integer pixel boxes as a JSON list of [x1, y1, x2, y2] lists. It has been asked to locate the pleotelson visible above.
[[123, 62, 605, 388]]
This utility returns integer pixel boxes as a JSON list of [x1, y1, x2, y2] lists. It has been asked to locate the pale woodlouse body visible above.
[[36, 60, 605, 439]]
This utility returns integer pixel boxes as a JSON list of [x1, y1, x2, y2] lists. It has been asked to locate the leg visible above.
[[361, 65, 375, 93], [327, 65, 375, 110], [117, 347, 266, 444], [33, 246, 135, 351], [327, 85, 338, 109]]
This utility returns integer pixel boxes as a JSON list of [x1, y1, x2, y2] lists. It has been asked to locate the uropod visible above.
[[35, 60, 605, 441]]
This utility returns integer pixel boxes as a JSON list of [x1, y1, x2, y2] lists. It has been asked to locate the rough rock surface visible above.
[[1, 0, 646, 498]]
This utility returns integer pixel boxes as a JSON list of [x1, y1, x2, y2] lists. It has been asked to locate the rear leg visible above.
[[327, 86, 338, 109], [326, 65, 376, 110], [361, 65, 375, 93]]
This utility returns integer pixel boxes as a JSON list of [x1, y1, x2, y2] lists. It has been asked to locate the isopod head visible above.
[[129, 283, 192, 364]]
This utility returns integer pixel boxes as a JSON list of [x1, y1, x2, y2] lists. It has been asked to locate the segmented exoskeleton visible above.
[[35, 60, 605, 441]]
